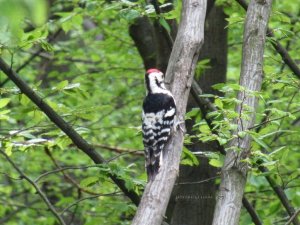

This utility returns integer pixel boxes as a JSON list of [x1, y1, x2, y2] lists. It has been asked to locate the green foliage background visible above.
[[0, 0, 299, 224]]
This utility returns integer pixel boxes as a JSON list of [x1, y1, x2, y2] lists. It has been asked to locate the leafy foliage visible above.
[[0, 0, 299, 224]]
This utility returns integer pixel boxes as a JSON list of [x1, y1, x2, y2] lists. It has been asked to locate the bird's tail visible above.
[[145, 145, 164, 181]]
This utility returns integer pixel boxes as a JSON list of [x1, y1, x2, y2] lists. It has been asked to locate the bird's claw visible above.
[[174, 120, 185, 133]]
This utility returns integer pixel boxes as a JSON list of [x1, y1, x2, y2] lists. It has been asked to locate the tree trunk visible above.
[[131, 0, 207, 224], [166, 6, 227, 225], [212, 0, 273, 224]]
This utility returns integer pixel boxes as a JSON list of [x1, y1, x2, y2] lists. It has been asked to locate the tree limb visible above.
[[242, 197, 263, 225], [131, 0, 207, 224], [0, 58, 140, 206]]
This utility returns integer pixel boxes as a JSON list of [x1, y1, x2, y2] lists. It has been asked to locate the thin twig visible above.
[[44, 148, 103, 195], [285, 209, 300, 225], [60, 192, 122, 215], [175, 175, 220, 185], [0, 171, 22, 180], [0, 149, 66, 225], [94, 144, 143, 156], [35, 165, 104, 182], [249, 108, 300, 130]]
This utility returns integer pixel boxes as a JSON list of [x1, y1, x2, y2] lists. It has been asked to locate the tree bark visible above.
[[212, 0, 273, 224], [166, 6, 227, 225], [131, 0, 207, 224]]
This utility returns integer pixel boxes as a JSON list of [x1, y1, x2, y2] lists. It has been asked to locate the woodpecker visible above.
[[142, 68, 176, 181]]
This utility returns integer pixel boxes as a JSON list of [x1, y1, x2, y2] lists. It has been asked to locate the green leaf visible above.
[[269, 147, 285, 156], [217, 137, 227, 145], [5, 143, 12, 156], [181, 147, 199, 166], [251, 135, 271, 151], [186, 108, 200, 119], [52, 80, 69, 90], [0, 98, 10, 108], [119, 9, 140, 22], [63, 83, 81, 90], [159, 17, 171, 34], [209, 158, 223, 168], [215, 98, 223, 109], [40, 40, 54, 52], [80, 176, 99, 187], [199, 124, 211, 134]]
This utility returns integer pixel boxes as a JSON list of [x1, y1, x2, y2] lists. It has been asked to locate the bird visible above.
[[142, 68, 176, 181]]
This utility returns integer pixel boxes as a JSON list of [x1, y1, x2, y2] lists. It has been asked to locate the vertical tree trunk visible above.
[[131, 0, 207, 224], [212, 0, 273, 224], [166, 6, 227, 225]]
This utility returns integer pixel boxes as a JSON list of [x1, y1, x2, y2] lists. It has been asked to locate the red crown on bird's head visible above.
[[146, 68, 162, 74]]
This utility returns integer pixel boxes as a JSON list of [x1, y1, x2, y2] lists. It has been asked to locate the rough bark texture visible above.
[[212, 0, 273, 224], [166, 6, 227, 225], [131, 0, 207, 224]]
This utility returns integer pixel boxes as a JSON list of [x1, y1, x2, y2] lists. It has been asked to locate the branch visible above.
[[235, 0, 300, 79], [0, 58, 140, 206], [44, 148, 102, 195], [285, 209, 300, 225], [94, 144, 143, 156], [35, 165, 105, 183], [242, 197, 263, 225], [212, 0, 272, 224], [0, 149, 66, 225], [132, 0, 207, 224], [60, 192, 122, 215], [259, 166, 300, 225]]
